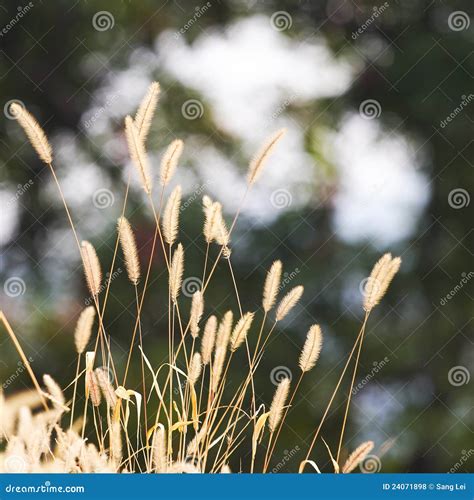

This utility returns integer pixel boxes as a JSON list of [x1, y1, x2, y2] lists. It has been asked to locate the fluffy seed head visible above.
[[11, 103, 52, 164], [275, 285, 304, 321], [269, 377, 290, 432], [81, 241, 102, 298], [117, 217, 140, 285], [299, 325, 323, 372], [262, 260, 282, 312], [211, 346, 226, 393], [214, 204, 229, 247], [94, 368, 117, 408], [201, 315, 217, 365], [160, 139, 183, 187], [169, 243, 184, 303], [230, 312, 254, 352], [86, 370, 101, 407], [188, 353, 202, 385], [247, 129, 286, 185], [203, 200, 219, 244], [363, 254, 401, 312], [152, 425, 167, 472], [190, 290, 204, 338], [216, 311, 233, 350], [125, 115, 152, 194], [342, 441, 375, 473], [134, 81, 160, 142], [162, 185, 182, 246], [74, 306, 95, 354], [43, 374, 65, 409]]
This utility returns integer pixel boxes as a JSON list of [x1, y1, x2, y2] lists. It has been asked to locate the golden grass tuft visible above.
[[80, 241, 102, 298], [262, 260, 282, 313], [162, 185, 182, 246], [275, 285, 304, 321], [124, 115, 153, 194], [341, 441, 374, 473], [363, 253, 401, 312], [134, 81, 160, 142], [269, 377, 290, 432], [247, 129, 286, 185], [117, 217, 141, 285], [169, 243, 184, 303], [74, 306, 95, 354], [299, 325, 323, 373], [160, 139, 183, 187]]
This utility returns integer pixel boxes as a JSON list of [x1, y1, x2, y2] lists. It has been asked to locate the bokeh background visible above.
[[0, 0, 472, 473]]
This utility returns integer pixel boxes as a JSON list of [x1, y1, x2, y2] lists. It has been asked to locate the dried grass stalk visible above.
[[342, 441, 374, 473], [124, 115, 152, 194], [230, 312, 254, 352], [11, 103, 52, 164], [188, 352, 202, 385], [262, 260, 282, 313], [190, 291, 204, 338], [299, 325, 323, 373], [81, 241, 102, 298], [169, 243, 184, 303], [247, 129, 286, 185], [162, 185, 182, 246], [117, 217, 140, 285], [363, 254, 401, 312], [74, 306, 95, 354], [94, 368, 117, 407], [269, 377, 290, 432], [134, 81, 160, 142], [160, 139, 183, 187], [275, 285, 304, 321], [201, 315, 217, 364], [216, 311, 233, 350]]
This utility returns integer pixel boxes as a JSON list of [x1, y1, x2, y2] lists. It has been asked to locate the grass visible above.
[[0, 84, 401, 473]]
